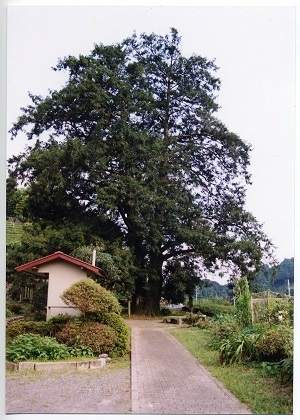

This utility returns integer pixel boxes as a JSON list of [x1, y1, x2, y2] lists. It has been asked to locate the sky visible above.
[[4, 1, 296, 267]]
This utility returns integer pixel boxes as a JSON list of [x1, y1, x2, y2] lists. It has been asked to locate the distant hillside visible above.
[[252, 258, 294, 296], [196, 280, 230, 300], [195, 257, 294, 300], [6, 218, 24, 245]]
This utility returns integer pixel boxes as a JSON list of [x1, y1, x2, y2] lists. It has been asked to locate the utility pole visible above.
[[287, 279, 290, 297]]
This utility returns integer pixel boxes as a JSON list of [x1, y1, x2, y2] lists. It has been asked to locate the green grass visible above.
[[170, 327, 293, 415]]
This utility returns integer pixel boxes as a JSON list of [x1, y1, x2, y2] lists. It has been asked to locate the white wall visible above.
[[36, 260, 90, 320]]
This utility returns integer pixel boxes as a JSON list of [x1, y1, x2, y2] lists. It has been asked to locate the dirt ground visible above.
[[6, 365, 131, 414]]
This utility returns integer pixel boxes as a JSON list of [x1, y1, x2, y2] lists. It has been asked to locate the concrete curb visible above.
[[6, 355, 111, 372]]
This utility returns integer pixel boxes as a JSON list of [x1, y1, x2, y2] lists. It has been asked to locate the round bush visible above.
[[6, 333, 70, 363], [61, 278, 121, 316], [95, 313, 130, 357], [56, 321, 118, 356], [254, 326, 293, 362]]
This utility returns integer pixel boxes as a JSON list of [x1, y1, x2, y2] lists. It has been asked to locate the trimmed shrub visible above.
[[6, 333, 70, 363], [61, 278, 121, 316], [194, 300, 236, 317], [47, 314, 81, 335], [6, 321, 54, 345], [95, 313, 130, 357], [56, 321, 118, 356]]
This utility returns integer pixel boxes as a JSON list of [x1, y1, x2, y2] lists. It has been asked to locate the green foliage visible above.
[[214, 323, 293, 366], [6, 309, 14, 317], [171, 328, 293, 414], [60, 278, 121, 316], [182, 313, 205, 326], [218, 331, 261, 365], [55, 321, 117, 356], [72, 244, 135, 297], [260, 358, 293, 385], [195, 281, 230, 300], [6, 177, 30, 221], [6, 303, 24, 315], [94, 312, 130, 357], [5, 316, 85, 345], [160, 307, 172, 316], [236, 276, 251, 327], [253, 258, 294, 295], [208, 313, 240, 339], [6, 334, 71, 363], [9, 28, 276, 314], [277, 358, 293, 385], [193, 299, 236, 317], [47, 314, 79, 331], [6, 321, 54, 345], [267, 298, 293, 326], [254, 326, 293, 362], [6, 220, 24, 245]]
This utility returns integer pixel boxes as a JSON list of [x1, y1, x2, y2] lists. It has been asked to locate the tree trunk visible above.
[[188, 295, 194, 312], [144, 252, 163, 316]]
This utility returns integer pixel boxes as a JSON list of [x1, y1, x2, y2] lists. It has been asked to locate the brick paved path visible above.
[[128, 319, 252, 415]]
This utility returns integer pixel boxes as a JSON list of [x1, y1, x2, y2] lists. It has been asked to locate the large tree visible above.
[[9, 29, 274, 314]]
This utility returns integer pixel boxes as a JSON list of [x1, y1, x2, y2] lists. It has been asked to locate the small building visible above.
[[15, 251, 106, 320]]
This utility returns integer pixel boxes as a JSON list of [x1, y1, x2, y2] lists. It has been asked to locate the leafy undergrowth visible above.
[[171, 328, 293, 415]]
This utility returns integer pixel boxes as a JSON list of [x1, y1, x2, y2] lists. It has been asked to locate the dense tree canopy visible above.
[[8, 29, 274, 314]]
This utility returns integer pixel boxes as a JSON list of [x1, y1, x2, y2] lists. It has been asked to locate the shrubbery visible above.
[[6, 309, 14, 317], [217, 330, 261, 365], [254, 325, 293, 362], [208, 313, 240, 339], [6, 302, 25, 315], [94, 312, 130, 357], [61, 278, 121, 316], [56, 321, 118, 355], [182, 313, 205, 327], [6, 321, 54, 345], [6, 334, 71, 363], [6, 280, 130, 361], [196, 292, 294, 387], [209, 315, 293, 364], [6, 333, 94, 363], [193, 300, 236, 317]]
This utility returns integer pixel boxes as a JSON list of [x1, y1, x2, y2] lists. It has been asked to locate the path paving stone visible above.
[[128, 319, 252, 415]]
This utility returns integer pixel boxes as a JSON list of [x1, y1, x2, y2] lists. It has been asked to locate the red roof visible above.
[[15, 251, 106, 278]]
